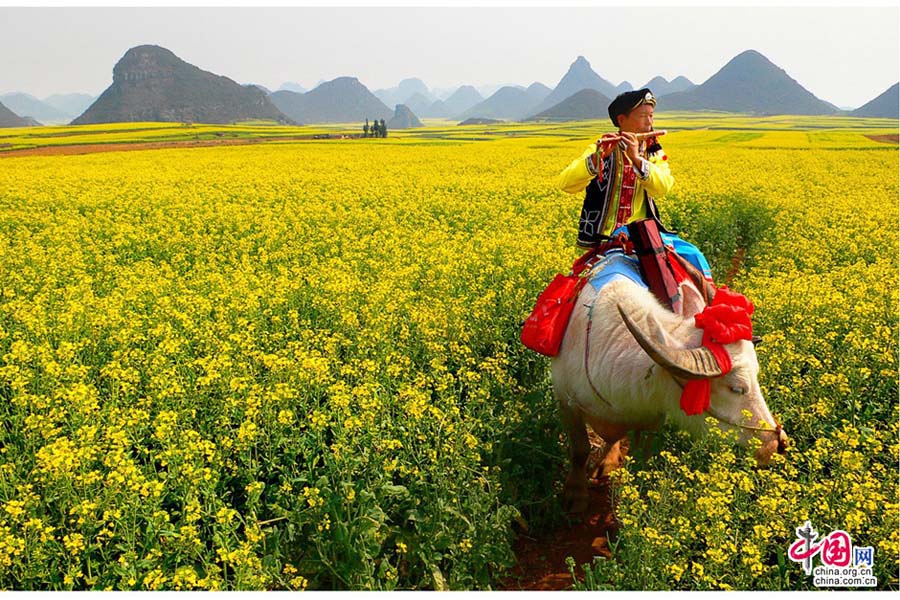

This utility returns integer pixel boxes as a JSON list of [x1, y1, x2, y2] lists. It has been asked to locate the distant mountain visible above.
[[375, 78, 435, 108], [531, 56, 619, 115], [402, 92, 433, 118], [527, 89, 613, 122], [400, 78, 434, 99], [616, 81, 633, 94], [73, 45, 292, 125], [0, 93, 71, 123], [432, 86, 459, 100], [668, 76, 696, 94], [851, 83, 899, 118], [641, 75, 696, 97], [0, 100, 40, 127], [476, 84, 512, 99], [421, 99, 450, 118], [387, 104, 423, 129], [245, 83, 272, 95], [442, 85, 483, 117], [270, 77, 392, 123], [279, 82, 307, 94], [526, 82, 552, 104], [457, 84, 547, 121], [662, 50, 840, 115], [43, 93, 96, 118], [373, 88, 395, 106]]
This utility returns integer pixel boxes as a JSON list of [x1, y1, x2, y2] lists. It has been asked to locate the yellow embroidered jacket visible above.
[[557, 138, 675, 247]]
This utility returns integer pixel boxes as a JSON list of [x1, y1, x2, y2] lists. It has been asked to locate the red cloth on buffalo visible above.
[[680, 287, 755, 416]]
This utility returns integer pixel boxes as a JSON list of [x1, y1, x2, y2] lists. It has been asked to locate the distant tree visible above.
[[371, 120, 380, 138], [380, 119, 388, 138], [364, 118, 369, 137]]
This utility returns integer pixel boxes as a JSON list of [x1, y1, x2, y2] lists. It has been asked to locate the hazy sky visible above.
[[1, 5, 898, 108]]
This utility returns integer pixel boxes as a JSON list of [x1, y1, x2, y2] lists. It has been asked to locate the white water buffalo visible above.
[[551, 271, 788, 513]]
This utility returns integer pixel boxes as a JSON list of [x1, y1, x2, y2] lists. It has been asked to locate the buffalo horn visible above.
[[616, 304, 723, 380]]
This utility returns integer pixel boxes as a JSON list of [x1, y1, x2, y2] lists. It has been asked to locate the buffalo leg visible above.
[[558, 397, 591, 514], [581, 415, 633, 477]]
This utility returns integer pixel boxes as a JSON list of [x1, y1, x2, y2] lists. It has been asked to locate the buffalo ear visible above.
[[751, 335, 763, 347]]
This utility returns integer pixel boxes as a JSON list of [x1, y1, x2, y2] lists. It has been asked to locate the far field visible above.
[[1, 113, 896, 156]]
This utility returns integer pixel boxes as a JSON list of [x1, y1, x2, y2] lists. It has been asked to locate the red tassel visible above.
[[695, 304, 752, 346], [681, 379, 710, 415], [712, 287, 754, 315], [678, 286, 755, 416]]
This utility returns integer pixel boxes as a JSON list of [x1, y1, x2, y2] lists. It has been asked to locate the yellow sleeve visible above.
[[556, 144, 598, 194], [642, 152, 675, 197]]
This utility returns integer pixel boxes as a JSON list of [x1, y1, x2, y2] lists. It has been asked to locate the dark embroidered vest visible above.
[[576, 144, 672, 248]]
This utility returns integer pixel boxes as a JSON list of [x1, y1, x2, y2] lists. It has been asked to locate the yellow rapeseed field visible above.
[[0, 117, 896, 590]]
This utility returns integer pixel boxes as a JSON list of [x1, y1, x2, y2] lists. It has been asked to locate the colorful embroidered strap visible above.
[[680, 287, 755, 415]]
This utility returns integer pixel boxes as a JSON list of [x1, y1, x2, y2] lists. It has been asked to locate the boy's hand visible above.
[[597, 133, 619, 158], [618, 132, 642, 165]]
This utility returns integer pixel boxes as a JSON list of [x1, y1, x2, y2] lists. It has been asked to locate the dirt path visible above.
[[501, 482, 617, 590], [864, 134, 899, 144], [724, 246, 747, 287], [501, 434, 626, 590], [0, 134, 340, 158]]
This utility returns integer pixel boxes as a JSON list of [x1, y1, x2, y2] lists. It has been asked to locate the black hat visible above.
[[608, 88, 656, 127]]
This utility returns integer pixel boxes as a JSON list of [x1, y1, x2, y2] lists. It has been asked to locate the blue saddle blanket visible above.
[[609, 225, 713, 279], [585, 252, 649, 293]]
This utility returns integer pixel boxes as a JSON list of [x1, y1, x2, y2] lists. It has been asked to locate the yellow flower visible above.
[[62, 533, 85, 556], [666, 563, 685, 582], [302, 486, 324, 508], [277, 409, 294, 425]]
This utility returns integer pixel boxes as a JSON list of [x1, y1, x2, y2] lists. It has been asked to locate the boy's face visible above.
[[618, 103, 655, 133]]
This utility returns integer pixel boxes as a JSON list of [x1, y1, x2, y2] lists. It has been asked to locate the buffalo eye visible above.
[[730, 385, 748, 395]]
